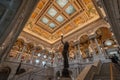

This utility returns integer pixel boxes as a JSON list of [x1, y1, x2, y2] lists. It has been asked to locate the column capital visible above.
[[74, 40, 80, 46], [89, 34, 97, 40]]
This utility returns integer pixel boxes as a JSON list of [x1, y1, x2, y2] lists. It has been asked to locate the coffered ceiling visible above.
[[23, 0, 100, 44]]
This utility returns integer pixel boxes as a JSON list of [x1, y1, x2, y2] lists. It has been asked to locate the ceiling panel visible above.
[[65, 4, 76, 15], [49, 22, 56, 28], [23, 0, 100, 44], [41, 17, 49, 24], [47, 7, 57, 17], [56, 0, 69, 8], [56, 15, 64, 22]]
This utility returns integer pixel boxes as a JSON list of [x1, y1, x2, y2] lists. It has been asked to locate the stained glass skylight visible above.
[[41, 17, 49, 24], [48, 8, 57, 17], [65, 5, 76, 15], [49, 23, 56, 28], [56, 15, 64, 22], [56, 0, 69, 8]]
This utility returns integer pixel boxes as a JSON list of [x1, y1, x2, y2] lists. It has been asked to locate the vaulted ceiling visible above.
[[23, 0, 100, 44]]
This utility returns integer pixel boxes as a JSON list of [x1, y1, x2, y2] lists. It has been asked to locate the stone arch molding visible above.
[[36, 44, 44, 50], [94, 25, 109, 33], [78, 33, 88, 41], [77, 25, 109, 41], [18, 36, 46, 49]]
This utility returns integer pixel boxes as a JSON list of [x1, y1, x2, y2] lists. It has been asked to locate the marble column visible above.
[[77, 44, 82, 63], [94, 38, 105, 61], [89, 34, 105, 61], [53, 53, 58, 67], [94, 38, 102, 54], [18, 44, 26, 61], [30, 48, 35, 64]]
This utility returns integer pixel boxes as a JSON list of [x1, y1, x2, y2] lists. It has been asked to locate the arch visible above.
[[69, 40, 74, 46], [17, 38, 24, 43], [79, 35, 89, 44], [77, 33, 88, 40], [94, 26, 109, 33], [0, 66, 11, 80], [42, 48, 49, 54], [34, 45, 43, 54], [58, 44, 63, 53], [79, 35, 90, 58], [95, 27, 112, 42], [37, 44, 44, 49], [26, 42, 34, 52], [15, 38, 25, 47], [18, 36, 27, 43]]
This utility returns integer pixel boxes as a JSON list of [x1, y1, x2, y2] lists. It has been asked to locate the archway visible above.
[[95, 27, 119, 58], [0, 66, 11, 80], [95, 27, 112, 44], [9, 38, 25, 58], [69, 41, 75, 59], [23, 43, 34, 63], [79, 35, 90, 58]]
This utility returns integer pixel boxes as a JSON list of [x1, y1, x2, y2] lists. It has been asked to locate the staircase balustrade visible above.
[[76, 60, 102, 80]]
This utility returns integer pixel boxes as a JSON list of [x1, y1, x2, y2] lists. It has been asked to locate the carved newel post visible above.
[[61, 35, 71, 78]]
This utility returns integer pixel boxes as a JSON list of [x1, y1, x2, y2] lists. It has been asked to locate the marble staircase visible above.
[[93, 63, 111, 80], [93, 63, 120, 80]]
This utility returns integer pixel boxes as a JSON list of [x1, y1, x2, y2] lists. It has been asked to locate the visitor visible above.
[[110, 55, 117, 63], [110, 54, 120, 67]]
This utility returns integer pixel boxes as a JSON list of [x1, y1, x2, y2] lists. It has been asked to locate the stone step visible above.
[[60, 77, 72, 80], [93, 76, 110, 80], [94, 75, 110, 78], [113, 77, 120, 80], [94, 74, 120, 80], [113, 74, 120, 76]]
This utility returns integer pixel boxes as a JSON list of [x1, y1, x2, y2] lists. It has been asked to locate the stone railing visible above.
[[12, 66, 54, 80], [54, 58, 94, 68], [13, 70, 33, 80], [76, 60, 102, 80], [13, 67, 53, 80], [54, 62, 94, 80]]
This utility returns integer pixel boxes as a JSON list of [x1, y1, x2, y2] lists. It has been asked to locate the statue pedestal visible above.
[[62, 68, 70, 77], [61, 68, 72, 80], [60, 77, 72, 80]]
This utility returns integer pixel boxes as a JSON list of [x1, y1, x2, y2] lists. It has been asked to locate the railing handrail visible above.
[[76, 60, 101, 80], [13, 67, 46, 80], [4, 60, 45, 68], [77, 64, 93, 80]]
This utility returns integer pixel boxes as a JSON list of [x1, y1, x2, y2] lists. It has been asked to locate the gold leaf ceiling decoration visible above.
[[23, 0, 99, 44]]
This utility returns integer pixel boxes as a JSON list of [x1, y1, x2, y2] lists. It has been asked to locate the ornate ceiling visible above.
[[23, 0, 100, 44]]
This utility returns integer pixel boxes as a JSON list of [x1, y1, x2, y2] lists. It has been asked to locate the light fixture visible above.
[[44, 55, 47, 58], [38, 53, 41, 57], [42, 61, 46, 66], [35, 59, 40, 64], [104, 40, 113, 46]]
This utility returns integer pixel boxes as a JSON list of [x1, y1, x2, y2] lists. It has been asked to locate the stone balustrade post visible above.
[[30, 48, 35, 64], [89, 34, 105, 61], [77, 44, 82, 62], [18, 44, 26, 61]]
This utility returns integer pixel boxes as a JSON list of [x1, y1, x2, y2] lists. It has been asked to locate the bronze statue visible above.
[[61, 35, 70, 77]]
